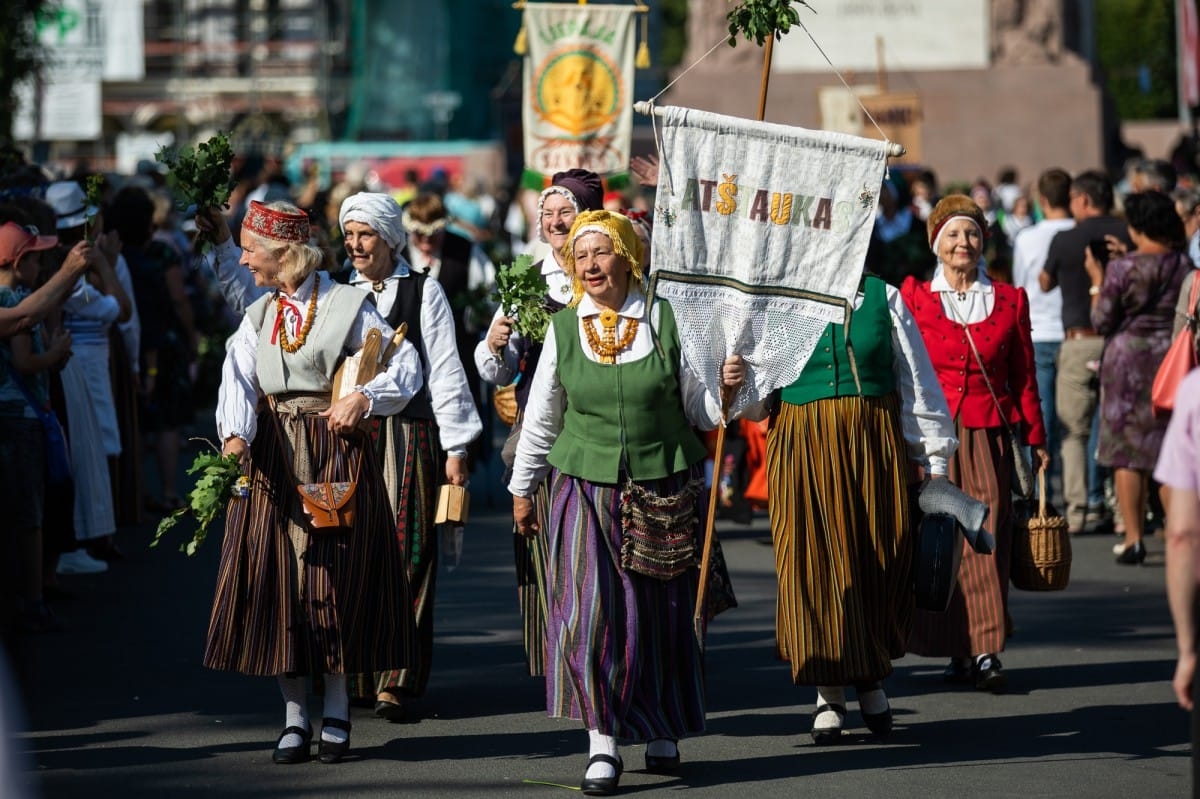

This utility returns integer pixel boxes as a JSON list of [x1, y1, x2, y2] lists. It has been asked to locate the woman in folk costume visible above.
[[209, 200, 422, 765], [198, 193, 483, 720], [901, 195, 1049, 692], [475, 169, 605, 677], [509, 210, 751, 795], [765, 270, 958, 744], [335, 192, 482, 720]]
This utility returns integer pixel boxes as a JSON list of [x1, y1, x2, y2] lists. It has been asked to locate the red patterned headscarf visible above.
[[243, 200, 309, 243]]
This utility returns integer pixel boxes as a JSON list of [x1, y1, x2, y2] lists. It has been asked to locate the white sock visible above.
[[321, 674, 350, 744], [814, 686, 846, 730], [646, 738, 677, 757], [586, 729, 619, 779], [816, 685, 845, 708], [857, 684, 890, 716], [277, 675, 309, 748]]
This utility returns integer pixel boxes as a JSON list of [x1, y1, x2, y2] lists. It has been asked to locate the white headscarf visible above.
[[339, 192, 408, 255]]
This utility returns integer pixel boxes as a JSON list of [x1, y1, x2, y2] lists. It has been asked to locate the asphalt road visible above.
[[9, 462, 1190, 798]]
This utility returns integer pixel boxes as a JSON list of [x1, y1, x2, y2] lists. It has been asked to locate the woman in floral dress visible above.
[[1089, 190, 1194, 564]]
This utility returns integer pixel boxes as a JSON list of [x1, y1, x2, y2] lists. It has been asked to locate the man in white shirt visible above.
[[1012, 168, 1074, 485]]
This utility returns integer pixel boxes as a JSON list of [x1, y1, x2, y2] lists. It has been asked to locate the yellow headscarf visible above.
[[560, 210, 646, 306]]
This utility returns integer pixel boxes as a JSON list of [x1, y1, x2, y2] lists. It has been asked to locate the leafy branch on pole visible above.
[[494, 253, 553, 343], [725, 0, 811, 47], [155, 131, 236, 211]]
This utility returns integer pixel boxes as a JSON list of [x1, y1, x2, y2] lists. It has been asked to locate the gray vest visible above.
[[246, 281, 365, 395]]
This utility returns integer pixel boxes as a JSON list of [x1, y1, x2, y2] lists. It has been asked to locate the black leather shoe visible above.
[[644, 739, 680, 774], [317, 717, 352, 764], [855, 682, 892, 736], [1115, 540, 1146, 565], [811, 703, 845, 746], [973, 654, 1007, 693], [374, 698, 404, 722], [272, 724, 312, 764], [581, 753, 623, 796], [943, 658, 972, 685]]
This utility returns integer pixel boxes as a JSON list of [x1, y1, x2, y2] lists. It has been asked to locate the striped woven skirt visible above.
[[354, 415, 441, 698], [908, 422, 1013, 659], [544, 464, 706, 741], [204, 403, 415, 677], [767, 395, 913, 686]]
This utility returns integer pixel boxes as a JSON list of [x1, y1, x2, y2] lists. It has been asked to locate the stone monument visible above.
[[663, 0, 1101, 185]]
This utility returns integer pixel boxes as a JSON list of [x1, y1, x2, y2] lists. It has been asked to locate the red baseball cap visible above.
[[0, 221, 58, 267]]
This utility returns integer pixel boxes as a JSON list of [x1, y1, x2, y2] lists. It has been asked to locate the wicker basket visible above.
[[493, 383, 518, 426], [1011, 470, 1071, 591]]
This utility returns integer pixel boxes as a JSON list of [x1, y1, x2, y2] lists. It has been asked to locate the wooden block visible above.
[[434, 484, 470, 525], [332, 327, 382, 402]]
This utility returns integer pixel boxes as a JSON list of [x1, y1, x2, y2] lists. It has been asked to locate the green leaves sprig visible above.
[[155, 132, 236, 211], [152, 445, 246, 556], [84, 174, 103, 241], [726, 0, 811, 47], [494, 254, 553, 343]]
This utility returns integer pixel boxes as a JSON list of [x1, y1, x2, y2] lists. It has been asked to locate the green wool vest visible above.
[[547, 300, 707, 484], [780, 274, 896, 405]]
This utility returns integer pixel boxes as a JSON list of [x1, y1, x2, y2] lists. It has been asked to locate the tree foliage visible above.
[[726, 0, 811, 47], [1096, 0, 1177, 120], [0, 1, 52, 143], [659, 0, 689, 67]]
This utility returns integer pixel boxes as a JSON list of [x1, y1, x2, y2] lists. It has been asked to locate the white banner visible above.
[[649, 106, 889, 416], [521, 3, 636, 180], [13, 79, 101, 142], [14, 0, 144, 142]]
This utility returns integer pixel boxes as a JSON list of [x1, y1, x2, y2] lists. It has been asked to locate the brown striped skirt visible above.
[[908, 422, 1013, 659], [203, 402, 416, 677], [766, 394, 913, 686], [360, 414, 440, 698]]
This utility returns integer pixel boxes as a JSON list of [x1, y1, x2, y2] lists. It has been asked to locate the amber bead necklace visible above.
[[277, 273, 320, 353], [583, 307, 638, 364]]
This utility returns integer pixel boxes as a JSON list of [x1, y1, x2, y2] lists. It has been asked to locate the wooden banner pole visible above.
[[695, 29, 775, 648], [756, 35, 775, 122]]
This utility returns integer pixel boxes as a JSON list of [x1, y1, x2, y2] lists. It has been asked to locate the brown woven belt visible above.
[[1064, 327, 1099, 339], [273, 392, 330, 416]]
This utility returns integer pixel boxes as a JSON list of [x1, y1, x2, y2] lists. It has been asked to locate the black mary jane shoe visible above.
[[580, 753, 623, 796], [810, 703, 845, 746], [374, 698, 405, 722], [272, 724, 313, 764], [855, 682, 893, 737], [644, 739, 680, 774], [973, 654, 1007, 694], [317, 717, 352, 764]]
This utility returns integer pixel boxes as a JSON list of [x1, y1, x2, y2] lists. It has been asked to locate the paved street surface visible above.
[[9, 462, 1190, 798]]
